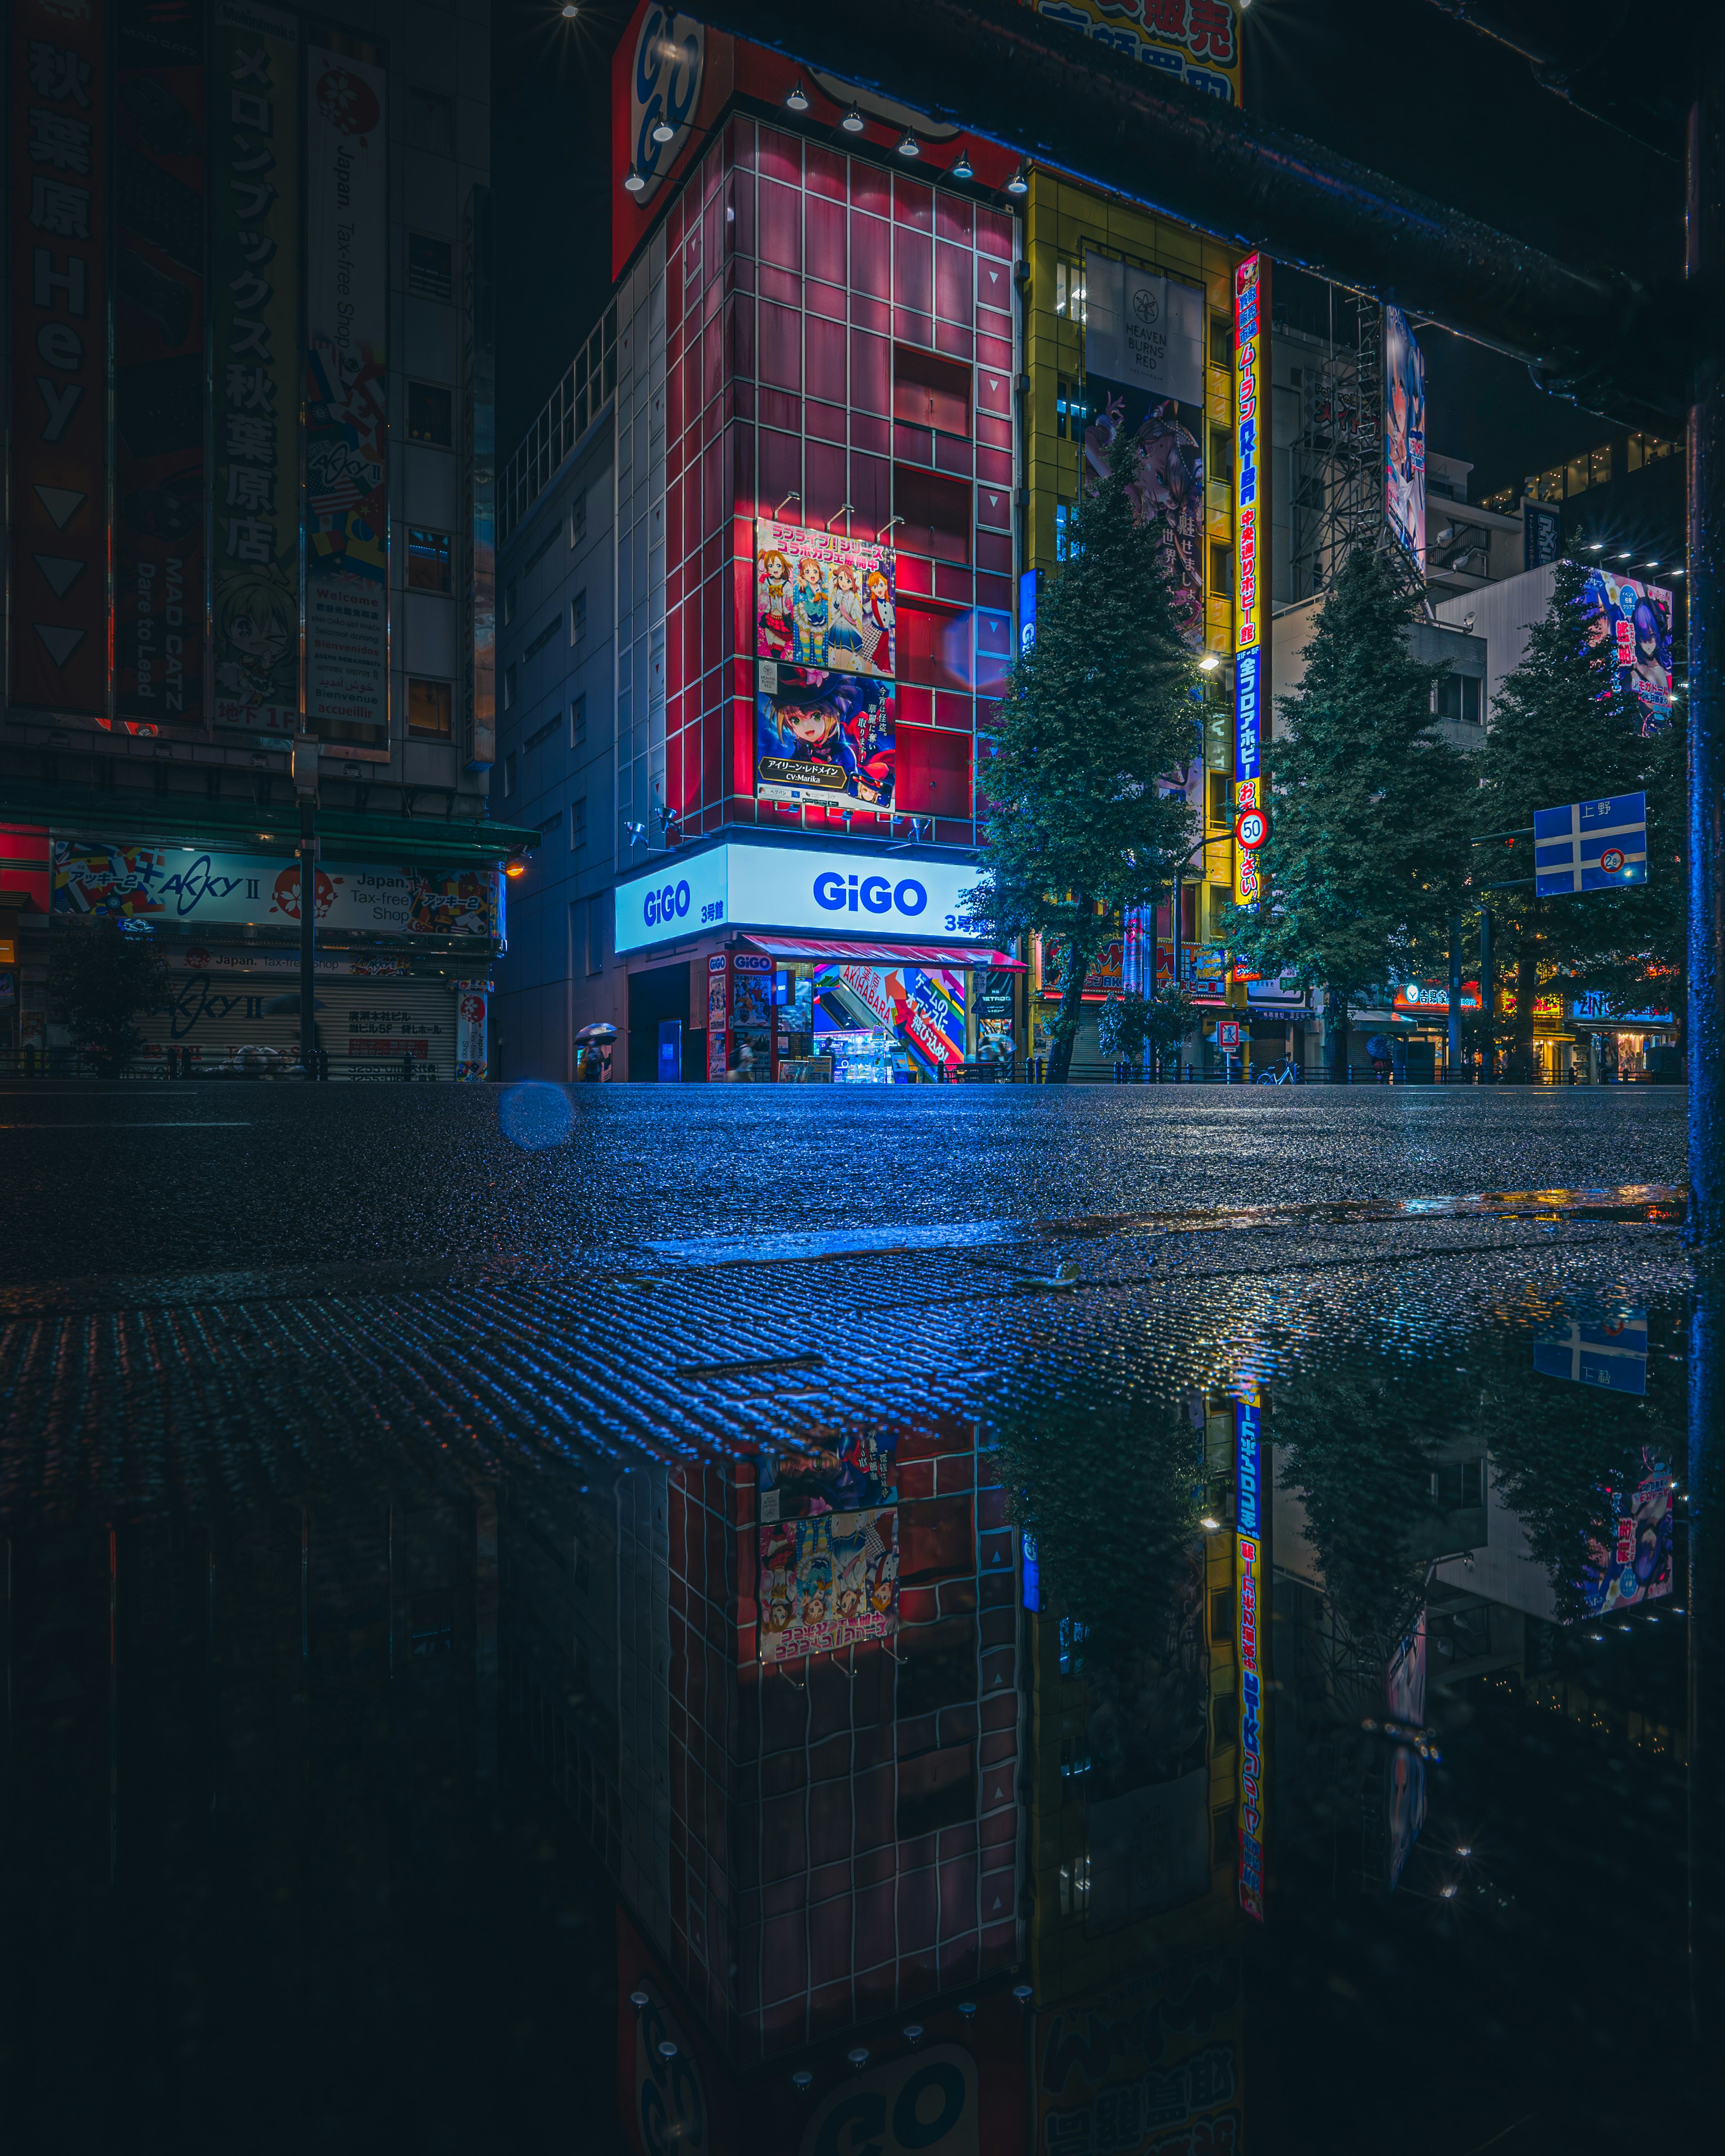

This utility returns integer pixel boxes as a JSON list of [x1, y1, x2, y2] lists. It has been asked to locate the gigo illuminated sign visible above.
[[614, 841, 982, 954], [1237, 1388, 1266, 1922], [1233, 254, 1267, 915]]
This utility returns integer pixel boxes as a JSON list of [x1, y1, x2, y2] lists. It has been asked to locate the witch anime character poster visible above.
[[757, 1507, 900, 1665], [755, 519, 895, 679], [1582, 569, 1674, 729], [756, 669, 896, 810]]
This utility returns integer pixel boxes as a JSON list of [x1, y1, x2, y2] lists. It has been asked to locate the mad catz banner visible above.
[[757, 1508, 899, 1665], [211, 1, 300, 733], [755, 520, 895, 678], [54, 843, 498, 938], [305, 36, 389, 741], [755, 667, 895, 809], [114, 0, 206, 732], [11, 0, 110, 716]]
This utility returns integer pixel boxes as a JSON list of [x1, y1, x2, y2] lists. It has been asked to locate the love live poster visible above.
[[755, 519, 895, 680], [757, 1507, 899, 1665]]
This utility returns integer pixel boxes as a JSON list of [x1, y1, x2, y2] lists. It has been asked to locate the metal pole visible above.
[[1689, 49, 1725, 1256], [1448, 916, 1463, 1085], [1480, 908, 1495, 1084]]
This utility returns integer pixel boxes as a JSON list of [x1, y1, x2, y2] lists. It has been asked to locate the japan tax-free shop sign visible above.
[[614, 841, 984, 955]]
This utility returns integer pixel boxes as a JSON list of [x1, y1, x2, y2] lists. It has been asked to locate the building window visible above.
[[503, 579, 516, 626], [570, 797, 587, 850], [1436, 674, 1483, 725], [893, 346, 972, 438], [406, 86, 453, 155], [407, 381, 454, 447], [524, 615, 559, 661], [408, 526, 452, 593], [503, 662, 516, 711], [586, 894, 604, 976], [1434, 1458, 1486, 1508], [1055, 500, 1077, 561], [571, 692, 587, 747], [570, 490, 587, 546], [503, 750, 517, 797], [1054, 376, 1092, 442], [1212, 1805, 1238, 1869], [1209, 542, 1232, 595], [1054, 258, 1087, 322], [525, 715, 558, 751], [1210, 315, 1233, 371], [407, 232, 453, 300], [407, 678, 452, 739], [1209, 427, 1234, 483], [570, 590, 588, 644], [892, 465, 971, 565]]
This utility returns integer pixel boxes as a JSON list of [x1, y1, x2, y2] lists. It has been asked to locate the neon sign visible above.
[[1233, 255, 1265, 914], [1237, 1390, 1265, 1921]]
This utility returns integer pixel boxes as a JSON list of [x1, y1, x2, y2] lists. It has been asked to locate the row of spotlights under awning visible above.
[[1584, 539, 1684, 576], [624, 88, 1025, 194]]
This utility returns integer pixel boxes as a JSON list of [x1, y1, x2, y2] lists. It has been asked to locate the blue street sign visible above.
[[1533, 791, 1648, 896], [1532, 1312, 1649, 1396]]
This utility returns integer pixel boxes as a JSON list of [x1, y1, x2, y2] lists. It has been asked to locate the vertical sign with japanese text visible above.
[[115, 0, 207, 733], [210, 1, 300, 733], [463, 183, 496, 771], [1236, 1389, 1265, 1921], [305, 35, 389, 742], [11, 0, 110, 716], [1232, 253, 1267, 913]]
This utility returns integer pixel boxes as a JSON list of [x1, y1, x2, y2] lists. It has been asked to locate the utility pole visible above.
[[1448, 915, 1463, 1083], [1479, 908, 1495, 1085], [293, 734, 319, 1080]]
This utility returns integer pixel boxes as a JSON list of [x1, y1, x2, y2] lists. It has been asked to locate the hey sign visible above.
[[1534, 792, 1648, 895]]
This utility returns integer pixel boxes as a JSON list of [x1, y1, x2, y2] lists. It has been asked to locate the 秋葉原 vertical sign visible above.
[[1236, 1389, 1265, 1921], [211, 0, 300, 733], [11, 0, 110, 716], [305, 36, 389, 743], [1233, 253, 1267, 913], [115, 0, 207, 733]]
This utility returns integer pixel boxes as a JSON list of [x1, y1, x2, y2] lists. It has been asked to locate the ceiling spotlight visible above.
[[840, 105, 865, 133], [1646, 560, 1660, 568], [652, 115, 676, 143], [1006, 163, 1030, 195], [623, 164, 646, 194], [898, 130, 921, 158], [1586, 541, 1604, 551], [785, 80, 810, 113], [1672, 566, 1686, 576], [1615, 551, 1632, 561], [561, 2, 579, 15], [951, 146, 974, 180]]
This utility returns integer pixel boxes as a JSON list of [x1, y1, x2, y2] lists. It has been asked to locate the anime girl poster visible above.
[[1384, 305, 1427, 571], [759, 1431, 898, 1521], [1580, 569, 1674, 730], [754, 518, 896, 679], [756, 669, 896, 810], [758, 1507, 899, 1665], [1077, 391, 1205, 639]]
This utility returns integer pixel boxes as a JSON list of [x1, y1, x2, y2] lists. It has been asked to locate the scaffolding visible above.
[[1282, 285, 1429, 615]]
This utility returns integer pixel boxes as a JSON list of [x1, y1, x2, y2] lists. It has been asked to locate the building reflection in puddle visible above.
[[499, 1292, 1696, 2155]]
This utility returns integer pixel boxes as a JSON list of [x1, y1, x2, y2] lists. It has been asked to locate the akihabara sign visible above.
[[1233, 254, 1266, 915], [53, 843, 497, 937]]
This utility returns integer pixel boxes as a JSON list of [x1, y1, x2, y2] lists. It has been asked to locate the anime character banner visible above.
[[754, 519, 895, 680], [759, 1431, 896, 1522], [1582, 1446, 1675, 1617], [1582, 569, 1673, 729], [210, 1, 301, 733], [757, 1507, 899, 1665], [1079, 250, 1206, 641], [305, 37, 389, 740], [756, 668, 895, 810], [1384, 305, 1426, 574], [54, 843, 496, 938]]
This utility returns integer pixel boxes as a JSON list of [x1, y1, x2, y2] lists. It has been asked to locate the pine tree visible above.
[[1481, 557, 1681, 1074], [965, 445, 1201, 1082], [1225, 548, 1474, 1067]]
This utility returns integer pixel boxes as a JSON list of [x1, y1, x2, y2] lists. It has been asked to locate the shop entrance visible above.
[[628, 963, 694, 1082]]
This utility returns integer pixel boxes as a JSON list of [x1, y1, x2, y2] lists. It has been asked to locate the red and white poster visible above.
[[10, 0, 110, 715]]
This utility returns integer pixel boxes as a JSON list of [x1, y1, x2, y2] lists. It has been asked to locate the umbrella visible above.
[[262, 992, 327, 1015], [574, 1022, 618, 1043]]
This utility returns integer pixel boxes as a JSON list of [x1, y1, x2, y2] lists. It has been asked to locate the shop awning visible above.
[[742, 935, 1026, 971]]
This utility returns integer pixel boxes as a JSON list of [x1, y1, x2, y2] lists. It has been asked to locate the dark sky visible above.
[[491, 0, 1685, 494]]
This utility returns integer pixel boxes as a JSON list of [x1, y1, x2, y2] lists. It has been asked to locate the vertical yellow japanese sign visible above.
[[1233, 254, 1267, 911]]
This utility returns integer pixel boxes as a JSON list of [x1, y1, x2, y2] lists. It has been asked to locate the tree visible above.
[[1095, 981, 1197, 1078], [1480, 557, 1682, 1076], [1223, 549, 1474, 1074], [965, 444, 1200, 1082], [47, 917, 171, 1073]]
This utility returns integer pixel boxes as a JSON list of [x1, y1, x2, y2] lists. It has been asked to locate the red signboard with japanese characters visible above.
[[11, 0, 110, 716]]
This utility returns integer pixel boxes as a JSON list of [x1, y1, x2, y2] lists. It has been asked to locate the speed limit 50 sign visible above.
[[1234, 805, 1269, 850]]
